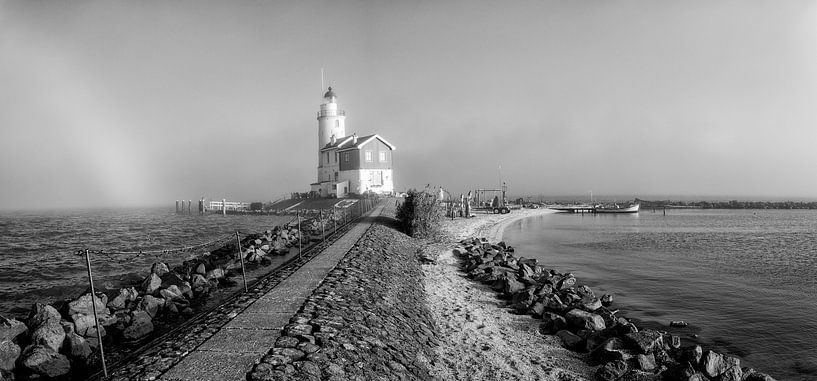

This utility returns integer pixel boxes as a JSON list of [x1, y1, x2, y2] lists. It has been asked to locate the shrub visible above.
[[396, 188, 442, 238]]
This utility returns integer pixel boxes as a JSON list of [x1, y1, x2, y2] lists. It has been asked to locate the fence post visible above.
[[333, 207, 336, 233], [320, 210, 325, 242], [83, 250, 107, 378], [297, 211, 302, 260], [235, 232, 248, 293]]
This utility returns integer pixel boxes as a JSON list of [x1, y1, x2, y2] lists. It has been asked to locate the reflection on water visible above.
[[504, 209, 817, 381]]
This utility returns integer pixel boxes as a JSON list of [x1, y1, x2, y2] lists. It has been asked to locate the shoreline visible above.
[[424, 208, 594, 380]]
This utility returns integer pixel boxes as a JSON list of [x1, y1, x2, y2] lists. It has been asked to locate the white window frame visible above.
[[365, 150, 373, 162], [379, 151, 386, 162]]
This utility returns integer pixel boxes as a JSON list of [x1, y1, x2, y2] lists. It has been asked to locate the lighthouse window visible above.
[[335, 120, 340, 127], [379, 151, 386, 162]]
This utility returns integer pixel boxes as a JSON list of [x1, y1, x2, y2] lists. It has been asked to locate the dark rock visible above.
[[108, 287, 138, 310], [123, 311, 154, 340], [151, 262, 169, 276], [160, 272, 187, 289], [557, 274, 576, 290], [272, 347, 306, 362], [195, 263, 206, 275], [68, 293, 109, 316], [637, 353, 656, 371], [624, 329, 664, 354], [284, 324, 312, 337], [580, 296, 602, 312], [600, 293, 614, 307], [296, 342, 320, 354], [27, 303, 60, 328], [619, 369, 663, 381], [717, 365, 743, 381], [677, 345, 703, 367], [669, 335, 681, 349], [556, 330, 583, 349], [159, 285, 186, 302], [595, 360, 628, 381], [64, 332, 92, 362], [205, 268, 225, 281], [541, 293, 568, 313], [590, 337, 633, 365], [20, 345, 71, 378], [0, 316, 27, 342], [538, 312, 568, 335], [741, 369, 777, 381], [0, 339, 20, 372], [565, 309, 606, 331], [138, 295, 164, 318], [275, 336, 300, 348], [577, 285, 595, 298]]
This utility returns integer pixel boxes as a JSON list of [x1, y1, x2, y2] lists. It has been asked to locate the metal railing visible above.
[[317, 109, 346, 117]]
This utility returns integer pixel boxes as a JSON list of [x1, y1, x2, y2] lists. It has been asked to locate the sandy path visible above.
[[424, 209, 594, 381]]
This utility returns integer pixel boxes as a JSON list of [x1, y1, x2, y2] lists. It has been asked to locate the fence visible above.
[[74, 197, 379, 377]]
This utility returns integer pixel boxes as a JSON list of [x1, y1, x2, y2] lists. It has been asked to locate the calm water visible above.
[[0, 208, 293, 317], [503, 209, 817, 380]]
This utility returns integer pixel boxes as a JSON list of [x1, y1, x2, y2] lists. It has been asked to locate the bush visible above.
[[396, 189, 442, 238]]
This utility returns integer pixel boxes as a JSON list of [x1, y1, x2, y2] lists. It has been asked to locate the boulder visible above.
[[195, 263, 207, 275], [68, 293, 109, 316], [718, 365, 743, 381], [565, 309, 606, 331], [27, 303, 60, 328], [600, 294, 614, 307], [20, 345, 70, 378], [160, 272, 187, 289], [205, 268, 225, 281], [700, 350, 739, 379], [636, 353, 656, 371], [595, 360, 628, 381], [64, 332, 92, 362], [677, 345, 703, 367], [30, 321, 65, 352], [556, 330, 583, 349], [191, 274, 208, 289], [670, 320, 688, 327], [538, 312, 568, 335], [107, 287, 139, 310], [141, 272, 162, 294], [577, 285, 595, 298], [123, 311, 154, 340], [624, 329, 664, 354], [0, 316, 27, 343], [71, 314, 106, 339], [138, 295, 165, 318], [619, 370, 663, 381], [590, 338, 633, 365], [150, 262, 170, 276], [741, 369, 777, 381], [580, 296, 602, 312], [541, 294, 568, 313], [159, 285, 186, 302], [557, 274, 576, 290], [494, 275, 524, 295], [0, 339, 20, 372]]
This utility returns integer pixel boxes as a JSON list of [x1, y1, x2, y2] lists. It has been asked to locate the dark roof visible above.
[[321, 134, 396, 152], [323, 87, 336, 99]]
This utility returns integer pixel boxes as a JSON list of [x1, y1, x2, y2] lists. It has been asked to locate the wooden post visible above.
[[235, 232, 248, 293], [222, 198, 227, 215], [83, 250, 107, 378], [320, 210, 325, 242], [297, 211, 302, 260], [333, 206, 336, 233], [188, 200, 192, 215], [176, 200, 179, 214]]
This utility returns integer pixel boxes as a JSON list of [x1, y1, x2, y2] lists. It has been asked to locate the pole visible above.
[[84, 250, 107, 377], [297, 211, 302, 260], [235, 232, 248, 293], [321, 210, 325, 242], [333, 207, 336, 233]]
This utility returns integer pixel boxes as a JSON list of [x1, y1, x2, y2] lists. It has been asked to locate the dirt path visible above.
[[424, 209, 594, 381]]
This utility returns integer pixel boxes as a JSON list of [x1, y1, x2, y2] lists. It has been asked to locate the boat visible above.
[[593, 203, 640, 214]]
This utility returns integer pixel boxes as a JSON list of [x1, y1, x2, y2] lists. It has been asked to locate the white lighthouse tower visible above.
[[317, 87, 346, 154]]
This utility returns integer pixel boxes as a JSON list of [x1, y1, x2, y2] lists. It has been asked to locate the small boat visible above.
[[593, 203, 640, 214]]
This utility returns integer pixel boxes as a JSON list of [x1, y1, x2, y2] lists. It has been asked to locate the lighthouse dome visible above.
[[323, 87, 337, 102]]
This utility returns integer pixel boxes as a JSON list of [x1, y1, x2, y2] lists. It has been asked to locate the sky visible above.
[[1, 0, 816, 209]]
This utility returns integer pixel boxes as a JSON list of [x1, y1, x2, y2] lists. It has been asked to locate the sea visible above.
[[503, 209, 817, 380], [0, 207, 294, 318]]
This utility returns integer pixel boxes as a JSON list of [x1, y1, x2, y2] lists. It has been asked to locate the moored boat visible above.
[[593, 203, 640, 213]]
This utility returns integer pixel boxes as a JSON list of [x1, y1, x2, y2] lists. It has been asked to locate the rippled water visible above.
[[0, 208, 293, 317], [503, 209, 817, 381]]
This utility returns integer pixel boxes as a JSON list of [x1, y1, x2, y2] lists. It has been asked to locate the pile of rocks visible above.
[[454, 238, 777, 381], [248, 220, 438, 381], [0, 226, 307, 379]]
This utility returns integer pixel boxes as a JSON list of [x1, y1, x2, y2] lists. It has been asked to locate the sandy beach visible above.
[[424, 208, 595, 380]]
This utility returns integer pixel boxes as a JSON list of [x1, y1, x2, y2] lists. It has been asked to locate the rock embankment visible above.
[[454, 237, 778, 381], [0, 220, 320, 380], [248, 216, 438, 381]]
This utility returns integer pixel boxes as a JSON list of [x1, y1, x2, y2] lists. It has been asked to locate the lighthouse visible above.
[[310, 86, 396, 197]]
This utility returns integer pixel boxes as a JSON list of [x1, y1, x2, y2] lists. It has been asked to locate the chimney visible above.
[[331, 134, 336, 144], [352, 133, 358, 144]]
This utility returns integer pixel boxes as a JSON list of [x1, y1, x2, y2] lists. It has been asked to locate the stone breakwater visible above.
[[454, 237, 778, 381], [0, 216, 341, 380], [248, 217, 439, 381]]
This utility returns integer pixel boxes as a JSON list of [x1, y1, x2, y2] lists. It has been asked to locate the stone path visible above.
[[158, 204, 384, 381]]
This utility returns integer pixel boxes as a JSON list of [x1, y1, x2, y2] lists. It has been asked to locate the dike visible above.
[[247, 207, 439, 381]]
